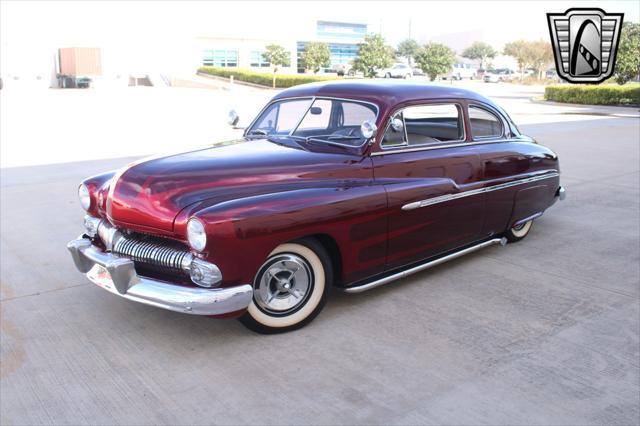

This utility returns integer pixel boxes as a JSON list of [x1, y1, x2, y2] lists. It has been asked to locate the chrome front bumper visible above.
[[67, 238, 253, 315]]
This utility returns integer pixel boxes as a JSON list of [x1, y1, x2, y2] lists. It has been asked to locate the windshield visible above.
[[246, 97, 378, 147]]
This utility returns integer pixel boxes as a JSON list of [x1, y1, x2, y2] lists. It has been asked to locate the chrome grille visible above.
[[112, 233, 191, 274]]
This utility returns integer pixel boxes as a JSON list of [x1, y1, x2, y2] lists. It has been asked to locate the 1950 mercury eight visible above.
[[68, 81, 565, 333]]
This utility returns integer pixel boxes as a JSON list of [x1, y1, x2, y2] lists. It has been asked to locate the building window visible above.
[[202, 49, 238, 67], [316, 21, 367, 41], [328, 43, 359, 65], [250, 51, 270, 68], [297, 41, 359, 73]]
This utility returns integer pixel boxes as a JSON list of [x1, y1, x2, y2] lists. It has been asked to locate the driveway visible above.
[[1, 85, 638, 425]]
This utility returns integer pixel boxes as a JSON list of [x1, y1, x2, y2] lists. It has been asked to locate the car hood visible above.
[[106, 138, 370, 232]]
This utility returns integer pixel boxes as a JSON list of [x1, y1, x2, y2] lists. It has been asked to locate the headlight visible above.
[[78, 184, 91, 211], [187, 218, 207, 252]]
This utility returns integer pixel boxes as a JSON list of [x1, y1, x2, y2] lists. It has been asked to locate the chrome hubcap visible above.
[[254, 254, 312, 314]]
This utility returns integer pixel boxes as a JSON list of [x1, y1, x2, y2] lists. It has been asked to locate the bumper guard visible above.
[[67, 238, 253, 315]]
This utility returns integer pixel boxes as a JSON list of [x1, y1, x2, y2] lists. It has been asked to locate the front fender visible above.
[[184, 185, 388, 287]]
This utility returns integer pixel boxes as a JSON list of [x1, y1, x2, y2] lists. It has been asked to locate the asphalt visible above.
[[1, 99, 639, 424]]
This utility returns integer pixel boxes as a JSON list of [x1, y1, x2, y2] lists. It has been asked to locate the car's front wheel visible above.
[[240, 239, 332, 334], [505, 220, 533, 242]]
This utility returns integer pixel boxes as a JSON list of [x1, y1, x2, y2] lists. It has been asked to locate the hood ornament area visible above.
[[547, 8, 623, 84]]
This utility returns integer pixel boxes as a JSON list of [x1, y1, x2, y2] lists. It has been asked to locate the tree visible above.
[[397, 39, 419, 67], [462, 41, 497, 69], [301, 42, 331, 74], [262, 44, 291, 88], [503, 40, 553, 79], [615, 22, 640, 85], [415, 42, 456, 81], [352, 33, 395, 78], [503, 40, 532, 79], [527, 40, 553, 79]]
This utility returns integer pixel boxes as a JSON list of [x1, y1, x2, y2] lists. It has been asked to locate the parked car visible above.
[[412, 67, 425, 77], [68, 81, 565, 333], [483, 68, 519, 83], [444, 63, 477, 80], [332, 63, 364, 77], [376, 63, 413, 79], [316, 68, 338, 76], [545, 68, 561, 82]]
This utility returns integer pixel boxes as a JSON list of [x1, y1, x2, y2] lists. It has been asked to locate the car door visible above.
[[371, 101, 485, 271], [469, 103, 560, 235]]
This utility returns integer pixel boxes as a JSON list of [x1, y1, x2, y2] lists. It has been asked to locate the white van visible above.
[[444, 63, 477, 80]]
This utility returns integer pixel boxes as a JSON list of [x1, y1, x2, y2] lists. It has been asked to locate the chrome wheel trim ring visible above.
[[253, 254, 314, 316]]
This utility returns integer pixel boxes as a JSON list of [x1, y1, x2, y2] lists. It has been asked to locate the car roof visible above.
[[272, 80, 500, 116]]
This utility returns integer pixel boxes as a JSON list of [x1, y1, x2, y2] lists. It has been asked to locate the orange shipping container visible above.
[[58, 47, 102, 76]]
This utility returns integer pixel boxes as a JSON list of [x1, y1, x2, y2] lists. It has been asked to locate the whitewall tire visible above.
[[240, 239, 332, 334], [505, 219, 533, 242]]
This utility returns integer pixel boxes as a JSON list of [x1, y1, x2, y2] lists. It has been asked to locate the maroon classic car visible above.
[[68, 81, 565, 333]]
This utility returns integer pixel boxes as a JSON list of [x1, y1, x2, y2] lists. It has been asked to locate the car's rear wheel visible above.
[[385, 73, 391, 78], [240, 239, 332, 334], [505, 220, 533, 242]]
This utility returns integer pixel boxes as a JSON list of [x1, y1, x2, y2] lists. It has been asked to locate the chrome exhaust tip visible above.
[[557, 186, 566, 201]]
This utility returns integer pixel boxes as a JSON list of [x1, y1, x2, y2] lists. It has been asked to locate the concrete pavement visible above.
[[1, 85, 639, 425]]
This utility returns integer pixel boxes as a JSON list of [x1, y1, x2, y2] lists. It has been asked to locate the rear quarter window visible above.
[[469, 105, 503, 139]]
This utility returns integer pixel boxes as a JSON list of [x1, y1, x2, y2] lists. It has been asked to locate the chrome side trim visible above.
[[402, 172, 560, 211], [344, 237, 507, 294], [371, 138, 517, 156], [67, 238, 252, 315]]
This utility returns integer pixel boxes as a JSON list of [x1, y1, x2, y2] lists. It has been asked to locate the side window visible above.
[[295, 99, 332, 131], [252, 99, 312, 135], [342, 102, 376, 126], [469, 105, 503, 139], [403, 104, 463, 145], [382, 112, 406, 147], [382, 104, 463, 148]]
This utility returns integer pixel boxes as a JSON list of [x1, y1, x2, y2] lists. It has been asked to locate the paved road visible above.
[[1, 96, 639, 424]]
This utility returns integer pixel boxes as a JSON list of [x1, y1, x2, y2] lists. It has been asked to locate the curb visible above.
[[196, 72, 277, 90], [530, 96, 640, 110], [530, 97, 640, 118]]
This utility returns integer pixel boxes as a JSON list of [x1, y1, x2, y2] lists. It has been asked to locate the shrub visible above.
[[198, 67, 339, 88], [544, 84, 640, 105]]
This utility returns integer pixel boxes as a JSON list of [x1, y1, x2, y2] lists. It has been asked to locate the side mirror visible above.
[[391, 117, 404, 133], [360, 120, 377, 139], [227, 109, 240, 127]]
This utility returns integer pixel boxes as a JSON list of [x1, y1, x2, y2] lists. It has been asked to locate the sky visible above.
[[1, 0, 639, 74]]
